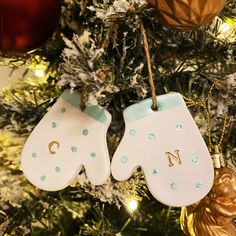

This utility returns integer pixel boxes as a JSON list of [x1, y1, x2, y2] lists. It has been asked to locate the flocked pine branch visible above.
[[0, 0, 235, 235]]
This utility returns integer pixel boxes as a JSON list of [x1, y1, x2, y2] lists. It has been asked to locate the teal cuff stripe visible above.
[[124, 93, 184, 123], [61, 90, 108, 124]]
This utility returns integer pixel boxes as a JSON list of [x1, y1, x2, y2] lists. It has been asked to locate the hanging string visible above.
[[101, 23, 117, 49], [184, 83, 215, 108], [205, 110, 228, 151], [184, 82, 228, 152], [204, 91, 228, 168], [80, 86, 87, 111], [140, 19, 158, 111]]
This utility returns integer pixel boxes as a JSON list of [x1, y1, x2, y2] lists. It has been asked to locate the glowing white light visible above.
[[215, 17, 236, 43], [127, 199, 138, 212], [219, 22, 231, 34], [35, 69, 45, 78]]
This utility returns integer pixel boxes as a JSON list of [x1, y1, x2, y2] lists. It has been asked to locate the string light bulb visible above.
[[215, 17, 236, 42], [34, 69, 45, 78], [127, 199, 138, 212]]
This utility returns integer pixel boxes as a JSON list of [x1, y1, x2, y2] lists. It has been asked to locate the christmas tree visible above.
[[0, 0, 235, 235]]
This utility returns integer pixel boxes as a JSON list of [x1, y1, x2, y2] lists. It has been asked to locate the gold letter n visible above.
[[165, 150, 182, 167]]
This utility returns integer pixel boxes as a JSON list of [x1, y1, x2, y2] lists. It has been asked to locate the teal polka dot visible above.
[[32, 153, 37, 158], [121, 155, 128, 163], [71, 146, 78, 153], [148, 133, 156, 140], [195, 182, 203, 189], [83, 129, 89, 136], [176, 123, 183, 131], [90, 152, 96, 158], [129, 129, 136, 136], [192, 156, 199, 164], [170, 183, 177, 190], [55, 167, 61, 173], [152, 169, 158, 175], [52, 122, 57, 128], [61, 108, 66, 113], [40, 175, 46, 181]]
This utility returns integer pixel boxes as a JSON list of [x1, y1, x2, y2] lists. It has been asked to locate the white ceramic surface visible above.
[[111, 93, 214, 207], [21, 90, 111, 191]]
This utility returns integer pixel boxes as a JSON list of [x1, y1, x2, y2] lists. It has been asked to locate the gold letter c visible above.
[[48, 141, 60, 155]]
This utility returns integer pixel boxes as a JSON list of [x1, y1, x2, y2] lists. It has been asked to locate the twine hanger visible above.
[[140, 19, 158, 111]]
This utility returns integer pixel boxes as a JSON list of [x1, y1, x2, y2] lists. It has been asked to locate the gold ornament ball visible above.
[[146, 0, 226, 30]]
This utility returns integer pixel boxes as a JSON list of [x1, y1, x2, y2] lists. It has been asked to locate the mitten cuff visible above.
[[123, 93, 184, 123], [61, 90, 109, 124]]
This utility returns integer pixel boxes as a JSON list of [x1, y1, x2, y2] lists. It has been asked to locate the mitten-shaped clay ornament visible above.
[[111, 93, 214, 207], [21, 90, 111, 191]]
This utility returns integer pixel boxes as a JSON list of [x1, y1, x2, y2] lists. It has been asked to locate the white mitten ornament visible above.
[[21, 90, 111, 191], [111, 93, 214, 207]]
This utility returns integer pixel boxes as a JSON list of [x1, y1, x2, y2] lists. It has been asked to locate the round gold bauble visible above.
[[147, 0, 226, 30]]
